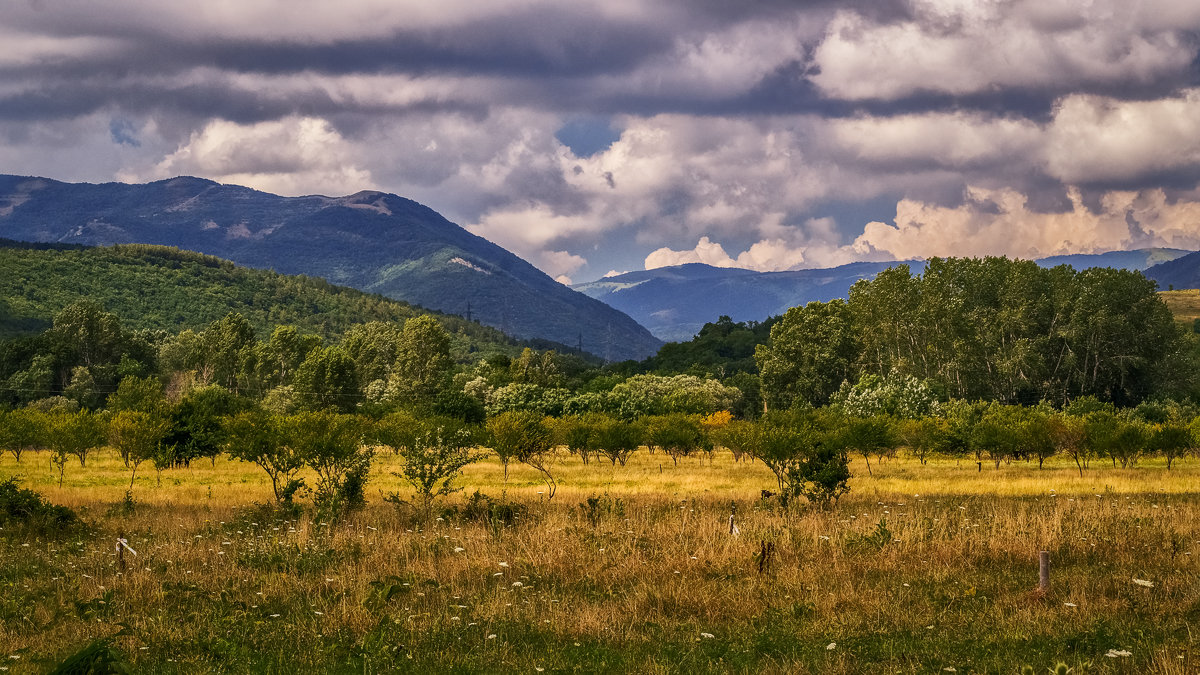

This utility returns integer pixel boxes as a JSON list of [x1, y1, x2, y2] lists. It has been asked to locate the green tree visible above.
[[202, 313, 256, 392], [285, 411, 371, 516], [166, 385, 250, 465], [108, 410, 170, 488], [756, 299, 856, 410], [342, 321, 403, 388], [107, 375, 169, 417], [644, 414, 703, 466], [294, 346, 360, 412], [44, 410, 106, 485], [391, 316, 453, 403], [486, 410, 556, 496], [224, 411, 306, 502]]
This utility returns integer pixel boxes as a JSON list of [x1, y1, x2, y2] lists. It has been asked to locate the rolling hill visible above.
[[0, 240, 582, 360], [0, 175, 661, 361]]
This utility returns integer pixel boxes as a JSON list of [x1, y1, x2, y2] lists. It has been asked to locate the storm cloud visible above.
[[3, 0, 1200, 281]]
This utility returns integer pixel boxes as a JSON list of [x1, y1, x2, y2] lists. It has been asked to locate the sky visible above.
[[4, 1, 1200, 284]]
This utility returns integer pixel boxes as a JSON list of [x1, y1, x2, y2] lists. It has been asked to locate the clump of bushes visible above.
[[0, 477, 80, 534]]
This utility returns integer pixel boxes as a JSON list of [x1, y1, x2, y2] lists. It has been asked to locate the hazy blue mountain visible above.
[[573, 261, 927, 342], [1035, 248, 1190, 272], [577, 249, 1191, 342], [0, 175, 661, 361], [1143, 250, 1200, 291]]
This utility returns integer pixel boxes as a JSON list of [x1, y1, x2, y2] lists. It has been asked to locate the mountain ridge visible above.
[[0, 174, 662, 361]]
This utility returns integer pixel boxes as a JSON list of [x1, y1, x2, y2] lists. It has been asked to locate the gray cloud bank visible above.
[[3, 0, 1200, 282]]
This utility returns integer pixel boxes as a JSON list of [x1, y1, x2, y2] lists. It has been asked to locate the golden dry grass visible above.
[[1, 449, 1198, 673]]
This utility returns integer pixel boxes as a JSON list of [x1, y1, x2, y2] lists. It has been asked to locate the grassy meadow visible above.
[[1, 449, 1198, 673]]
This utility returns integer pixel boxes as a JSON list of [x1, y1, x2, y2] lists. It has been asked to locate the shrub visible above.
[[0, 477, 80, 534]]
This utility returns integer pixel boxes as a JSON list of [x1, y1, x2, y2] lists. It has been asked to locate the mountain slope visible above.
[[1143, 250, 1200, 291], [574, 261, 926, 342], [0, 175, 661, 361], [577, 249, 1190, 342], [1035, 248, 1190, 272], [0, 241, 576, 360]]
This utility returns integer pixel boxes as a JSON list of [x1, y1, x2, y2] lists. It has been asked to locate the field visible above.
[[1, 450, 1198, 673], [1160, 289, 1200, 325]]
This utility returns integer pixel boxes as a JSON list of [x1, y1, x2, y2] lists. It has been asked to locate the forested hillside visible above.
[[0, 175, 662, 361], [0, 240, 562, 354]]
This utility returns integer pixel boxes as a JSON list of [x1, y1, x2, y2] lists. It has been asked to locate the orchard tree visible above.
[[384, 416, 480, 516], [1047, 413, 1089, 476], [487, 410, 556, 497], [224, 411, 306, 503], [594, 415, 641, 467], [108, 410, 170, 488], [837, 416, 895, 477], [45, 410, 105, 486], [285, 411, 371, 516], [1152, 422, 1193, 470], [0, 409, 43, 463], [644, 414, 703, 466]]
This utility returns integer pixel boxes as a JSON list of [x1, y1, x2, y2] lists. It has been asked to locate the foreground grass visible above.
[[1, 450, 1198, 673]]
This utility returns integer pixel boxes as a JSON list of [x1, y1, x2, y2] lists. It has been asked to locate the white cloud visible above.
[[853, 185, 1200, 260], [811, 3, 1197, 100], [829, 112, 1042, 170], [1044, 89, 1200, 183], [137, 116, 374, 196]]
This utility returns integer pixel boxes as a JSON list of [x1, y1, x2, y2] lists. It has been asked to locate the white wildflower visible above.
[[1105, 649, 1132, 658], [826, 642, 836, 651], [1132, 578, 1154, 588], [700, 632, 715, 639]]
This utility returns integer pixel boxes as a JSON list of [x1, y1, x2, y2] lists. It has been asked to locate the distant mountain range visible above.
[[575, 249, 1194, 342], [1142, 250, 1200, 291], [0, 175, 661, 361]]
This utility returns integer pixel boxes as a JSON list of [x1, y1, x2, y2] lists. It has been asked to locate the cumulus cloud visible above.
[[136, 116, 374, 196], [1044, 89, 1200, 184], [811, 1, 1199, 101], [854, 186, 1200, 261], [645, 234, 828, 272]]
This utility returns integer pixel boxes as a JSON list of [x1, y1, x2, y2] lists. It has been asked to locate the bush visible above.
[[458, 490, 526, 528], [0, 477, 80, 534]]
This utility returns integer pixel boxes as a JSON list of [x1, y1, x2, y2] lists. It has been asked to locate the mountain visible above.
[[0, 240, 574, 359], [576, 249, 1191, 342], [0, 175, 661, 361], [573, 261, 926, 342], [1143, 250, 1200, 291], [1035, 248, 1191, 272]]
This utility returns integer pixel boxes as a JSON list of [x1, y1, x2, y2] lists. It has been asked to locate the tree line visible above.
[[756, 257, 1194, 409]]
